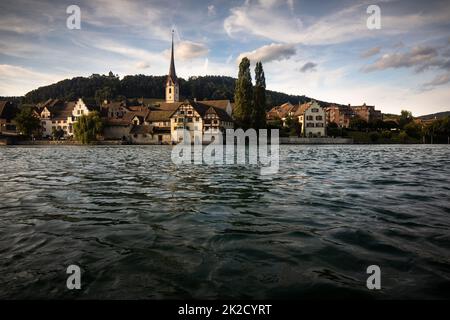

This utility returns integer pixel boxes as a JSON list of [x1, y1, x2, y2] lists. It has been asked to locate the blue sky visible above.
[[1, 0, 450, 115]]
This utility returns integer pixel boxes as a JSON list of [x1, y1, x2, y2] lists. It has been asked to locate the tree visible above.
[[51, 127, 64, 140], [14, 106, 41, 136], [95, 87, 113, 105], [73, 112, 103, 144], [252, 61, 267, 129], [233, 57, 253, 129], [399, 110, 413, 128], [349, 117, 368, 131], [404, 121, 422, 140]]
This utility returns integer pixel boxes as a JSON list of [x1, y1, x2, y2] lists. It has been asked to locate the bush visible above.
[[398, 131, 408, 143], [381, 130, 392, 139], [369, 132, 380, 143], [404, 122, 422, 139]]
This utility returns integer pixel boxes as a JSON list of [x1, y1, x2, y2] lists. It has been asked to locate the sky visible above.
[[1, 0, 450, 116]]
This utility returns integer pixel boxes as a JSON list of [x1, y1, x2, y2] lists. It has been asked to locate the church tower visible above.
[[166, 31, 179, 103]]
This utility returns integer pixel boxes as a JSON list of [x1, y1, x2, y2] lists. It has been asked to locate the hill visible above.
[[19, 73, 328, 110], [417, 111, 450, 120]]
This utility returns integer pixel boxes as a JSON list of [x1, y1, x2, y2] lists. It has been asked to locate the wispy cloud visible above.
[[237, 43, 296, 64], [362, 46, 449, 73], [361, 46, 381, 58], [298, 62, 317, 72]]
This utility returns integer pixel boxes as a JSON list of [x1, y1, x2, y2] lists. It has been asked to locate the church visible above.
[[102, 32, 234, 144], [154, 32, 234, 143]]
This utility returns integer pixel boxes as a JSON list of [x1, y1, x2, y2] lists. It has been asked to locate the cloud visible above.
[[0, 64, 65, 96], [135, 61, 150, 69], [299, 62, 317, 72], [361, 46, 381, 58], [224, 1, 450, 45], [423, 73, 450, 89], [170, 41, 209, 60], [362, 46, 444, 72], [237, 43, 296, 64]]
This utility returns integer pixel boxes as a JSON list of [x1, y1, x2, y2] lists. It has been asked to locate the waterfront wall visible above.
[[280, 137, 354, 144]]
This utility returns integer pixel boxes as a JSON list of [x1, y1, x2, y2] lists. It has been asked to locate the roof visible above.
[[146, 110, 173, 122], [0, 101, 19, 120], [199, 100, 230, 111], [293, 101, 322, 116], [203, 105, 233, 122], [41, 99, 64, 110], [167, 32, 178, 84], [130, 125, 152, 135], [122, 109, 150, 123], [51, 102, 76, 120], [104, 118, 130, 126], [267, 102, 294, 119], [157, 102, 184, 111]]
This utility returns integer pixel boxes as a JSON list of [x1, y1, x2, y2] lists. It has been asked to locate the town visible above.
[[1, 36, 449, 145]]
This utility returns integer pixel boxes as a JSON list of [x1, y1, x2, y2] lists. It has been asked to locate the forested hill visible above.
[[22, 73, 316, 109]]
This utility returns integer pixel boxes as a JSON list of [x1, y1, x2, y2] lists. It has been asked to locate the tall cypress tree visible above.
[[253, 61, 267, 129], [233, 57, 253, 129]]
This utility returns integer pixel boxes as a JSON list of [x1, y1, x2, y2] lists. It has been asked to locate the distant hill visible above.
[[17, 74, 335, 110], [417, 111, 450, 120]]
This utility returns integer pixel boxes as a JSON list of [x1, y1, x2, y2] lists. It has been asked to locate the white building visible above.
[[296, 101, 326, 137], [39, 98, 95, 138], [170, 100, 233, 143]]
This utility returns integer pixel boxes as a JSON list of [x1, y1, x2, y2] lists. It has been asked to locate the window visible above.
[[169, 88, 172, 94], [311, 108, 319, 112], [180, 111, 184, 115], [306, 123, 314, 127], [316, 123, 324, 127], [186, 117, 193, 123], [316, 116, 323, 121], [187, 110, 193, 115], [195, 117, 200, 122], [77, 110, 81, 115], [306, 116, 313, 120]]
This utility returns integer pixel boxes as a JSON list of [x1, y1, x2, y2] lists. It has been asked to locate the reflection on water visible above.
[[0, 145, 449, 299]]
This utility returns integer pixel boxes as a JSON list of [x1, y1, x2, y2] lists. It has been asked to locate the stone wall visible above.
[[280, 137, 353, 144]]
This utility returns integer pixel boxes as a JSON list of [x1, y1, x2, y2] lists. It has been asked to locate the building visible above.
[[296, 101, 326, 137], [267, 101, 326, 136], [170, 100, 233, 143], [351, 103, 382, 123], [39, 98, 96, 137], [325, 103, 383, 128], [0, 101, 19, 135], [326, 104, 355, 128], [165, 31, 179, 103], [266, 102, 296, 126]]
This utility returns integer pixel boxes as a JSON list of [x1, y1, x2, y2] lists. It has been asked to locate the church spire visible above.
[[165, 30, 179, 103], [168, 30, 177, 84]]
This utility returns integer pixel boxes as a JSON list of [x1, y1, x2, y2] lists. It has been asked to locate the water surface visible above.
[[0, 145, 449, 299]]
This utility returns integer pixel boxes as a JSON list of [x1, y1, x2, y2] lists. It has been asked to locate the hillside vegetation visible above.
[[22, 73, 315, 109]]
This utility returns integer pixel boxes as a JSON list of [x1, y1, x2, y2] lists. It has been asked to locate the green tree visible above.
[[233, 57, 253, 129], [73, 112, 103, 144], [349, 117, 368, 131], [51, 127, 64, 140], [252, 61, 267, 129], [399, 110, 413, 128], [94, 87, 113, 105], [404, 121, 422, 140], [14, 106, 41, 136]]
